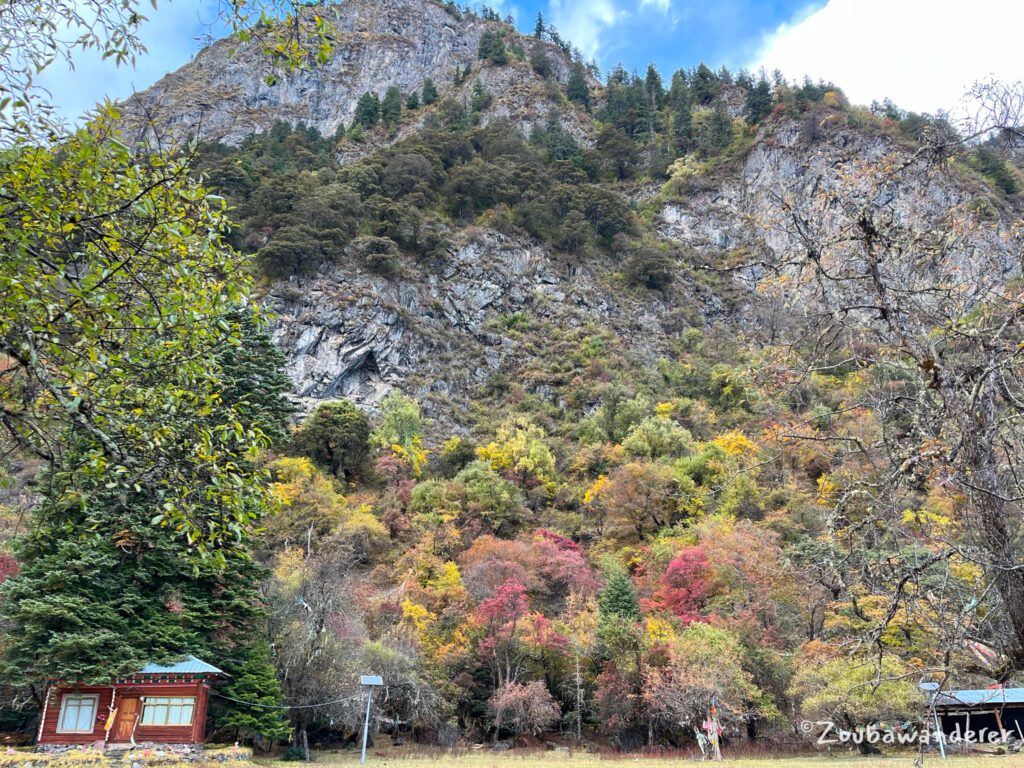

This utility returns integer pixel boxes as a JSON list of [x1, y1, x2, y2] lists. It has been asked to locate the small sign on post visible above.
[[360, 675, 384, 766]]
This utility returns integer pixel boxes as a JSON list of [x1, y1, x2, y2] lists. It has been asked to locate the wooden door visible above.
[[113, 697, 139, 742]]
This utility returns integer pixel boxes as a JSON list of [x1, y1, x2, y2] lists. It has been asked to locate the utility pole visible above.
[[360, 675, 383, 767]]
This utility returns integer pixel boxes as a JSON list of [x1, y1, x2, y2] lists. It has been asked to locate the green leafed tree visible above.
[[291, 400, 372, 483], [0, 115, 275, 555], [529, 47, 553, 79], [789, 655, 921, 751], [370, 392, 427, 475]]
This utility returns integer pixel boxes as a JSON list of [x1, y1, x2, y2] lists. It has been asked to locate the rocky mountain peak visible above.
[[122, 0, 584, 146]]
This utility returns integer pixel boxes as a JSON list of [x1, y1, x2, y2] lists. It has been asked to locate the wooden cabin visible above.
[[37, 656, 225, 748], [934, 688, 1024, 745]]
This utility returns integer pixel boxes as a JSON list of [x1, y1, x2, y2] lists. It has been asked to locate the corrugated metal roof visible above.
[[935, 689, 1024, 707], [139, 655, 224, 675]]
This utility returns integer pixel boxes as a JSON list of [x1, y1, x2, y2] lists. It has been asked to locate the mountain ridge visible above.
[[122, 0, 592, 147]]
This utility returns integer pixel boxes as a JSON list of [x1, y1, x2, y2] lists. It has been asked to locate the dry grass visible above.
[[279, 748, 1024, 768]]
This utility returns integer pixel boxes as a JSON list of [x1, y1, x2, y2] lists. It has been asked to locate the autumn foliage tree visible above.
[[643, 546, 710, 625], [488, 680, 560, 741]]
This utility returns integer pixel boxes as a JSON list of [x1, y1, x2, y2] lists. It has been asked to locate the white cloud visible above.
[[751, 0, 1024, 116], [548, 0, 628, 58], [639, 0, 671, 12], [38, 0, 219, 123]]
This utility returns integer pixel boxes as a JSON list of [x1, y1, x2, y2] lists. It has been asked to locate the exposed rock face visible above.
[[267, 120, 1022, 428], [657, 121, 1020, 274], [122, 0, 585, 146], [268, 230, 720, 426]]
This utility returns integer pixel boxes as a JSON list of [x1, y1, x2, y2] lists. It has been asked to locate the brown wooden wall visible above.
[[38, 686, 113, 745], [38, 682, 211, 745]]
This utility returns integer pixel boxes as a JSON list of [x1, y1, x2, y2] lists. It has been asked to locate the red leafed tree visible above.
[[0, 552, 18, 584], [476, 577, 530, 687], [488, 680, 560, 741], [642, 546, 710, 625], [532, 529, 599, 609], [460, 532, 598, 611], [522, 613, 569, 655]]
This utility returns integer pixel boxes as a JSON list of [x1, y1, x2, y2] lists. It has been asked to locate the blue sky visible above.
[[40, 0, 1022, 123]]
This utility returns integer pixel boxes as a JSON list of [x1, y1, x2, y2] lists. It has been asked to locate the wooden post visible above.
[[965, 711, 971, 754], [36, 687, 52, 745]]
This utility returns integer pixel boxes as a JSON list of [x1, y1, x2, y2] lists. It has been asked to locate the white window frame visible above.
[[56, 693, 99, 734], [139, 696, 196, 727]]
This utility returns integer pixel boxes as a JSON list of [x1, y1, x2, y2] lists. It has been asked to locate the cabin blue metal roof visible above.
[[935, 689, 1024, 708], [139, 655, 224, 676]]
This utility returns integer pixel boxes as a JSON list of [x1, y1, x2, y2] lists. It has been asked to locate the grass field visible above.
[[286, 750, 1024, 768]]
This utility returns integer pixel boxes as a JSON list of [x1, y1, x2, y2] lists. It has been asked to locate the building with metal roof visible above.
[[933, 688, 1024, 748], [38, 656, 225, 748], [139, 656, 225, 676]]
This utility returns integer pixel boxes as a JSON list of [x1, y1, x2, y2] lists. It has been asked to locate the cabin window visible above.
[[140, 696, 196, 727], [57, 694, 99, 733]]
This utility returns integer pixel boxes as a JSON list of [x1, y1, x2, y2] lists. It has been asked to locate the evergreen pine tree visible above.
[[534, 11, 545, 38], [381, 86, 403, 127], [698, 105, 733, 157], [0, 306, 292, 687], [217, 640, 291, 746], [354, 91, 381, 128], [691, 62, 719, 105], [598, 569, 641, 621], [478, 30, 508, 66], [975, 146, 1020, 195], [669, 71, 694, 154], [421, 78, 439, 105], [644, 63, 664, 108], [470, 80, 494, 113], [566, 63, 590, 109], [216, 308, 294, 447], [744, 75, 773, 124], [406, 91, 420, 110], [0, 483, 269, 685], [596, 568, 643, 665]]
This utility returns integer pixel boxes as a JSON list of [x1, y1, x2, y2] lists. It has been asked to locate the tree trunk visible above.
[[952, 377, 1024, 664], [964, 436, 1024, 663], [574, 652, 584, 743]]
